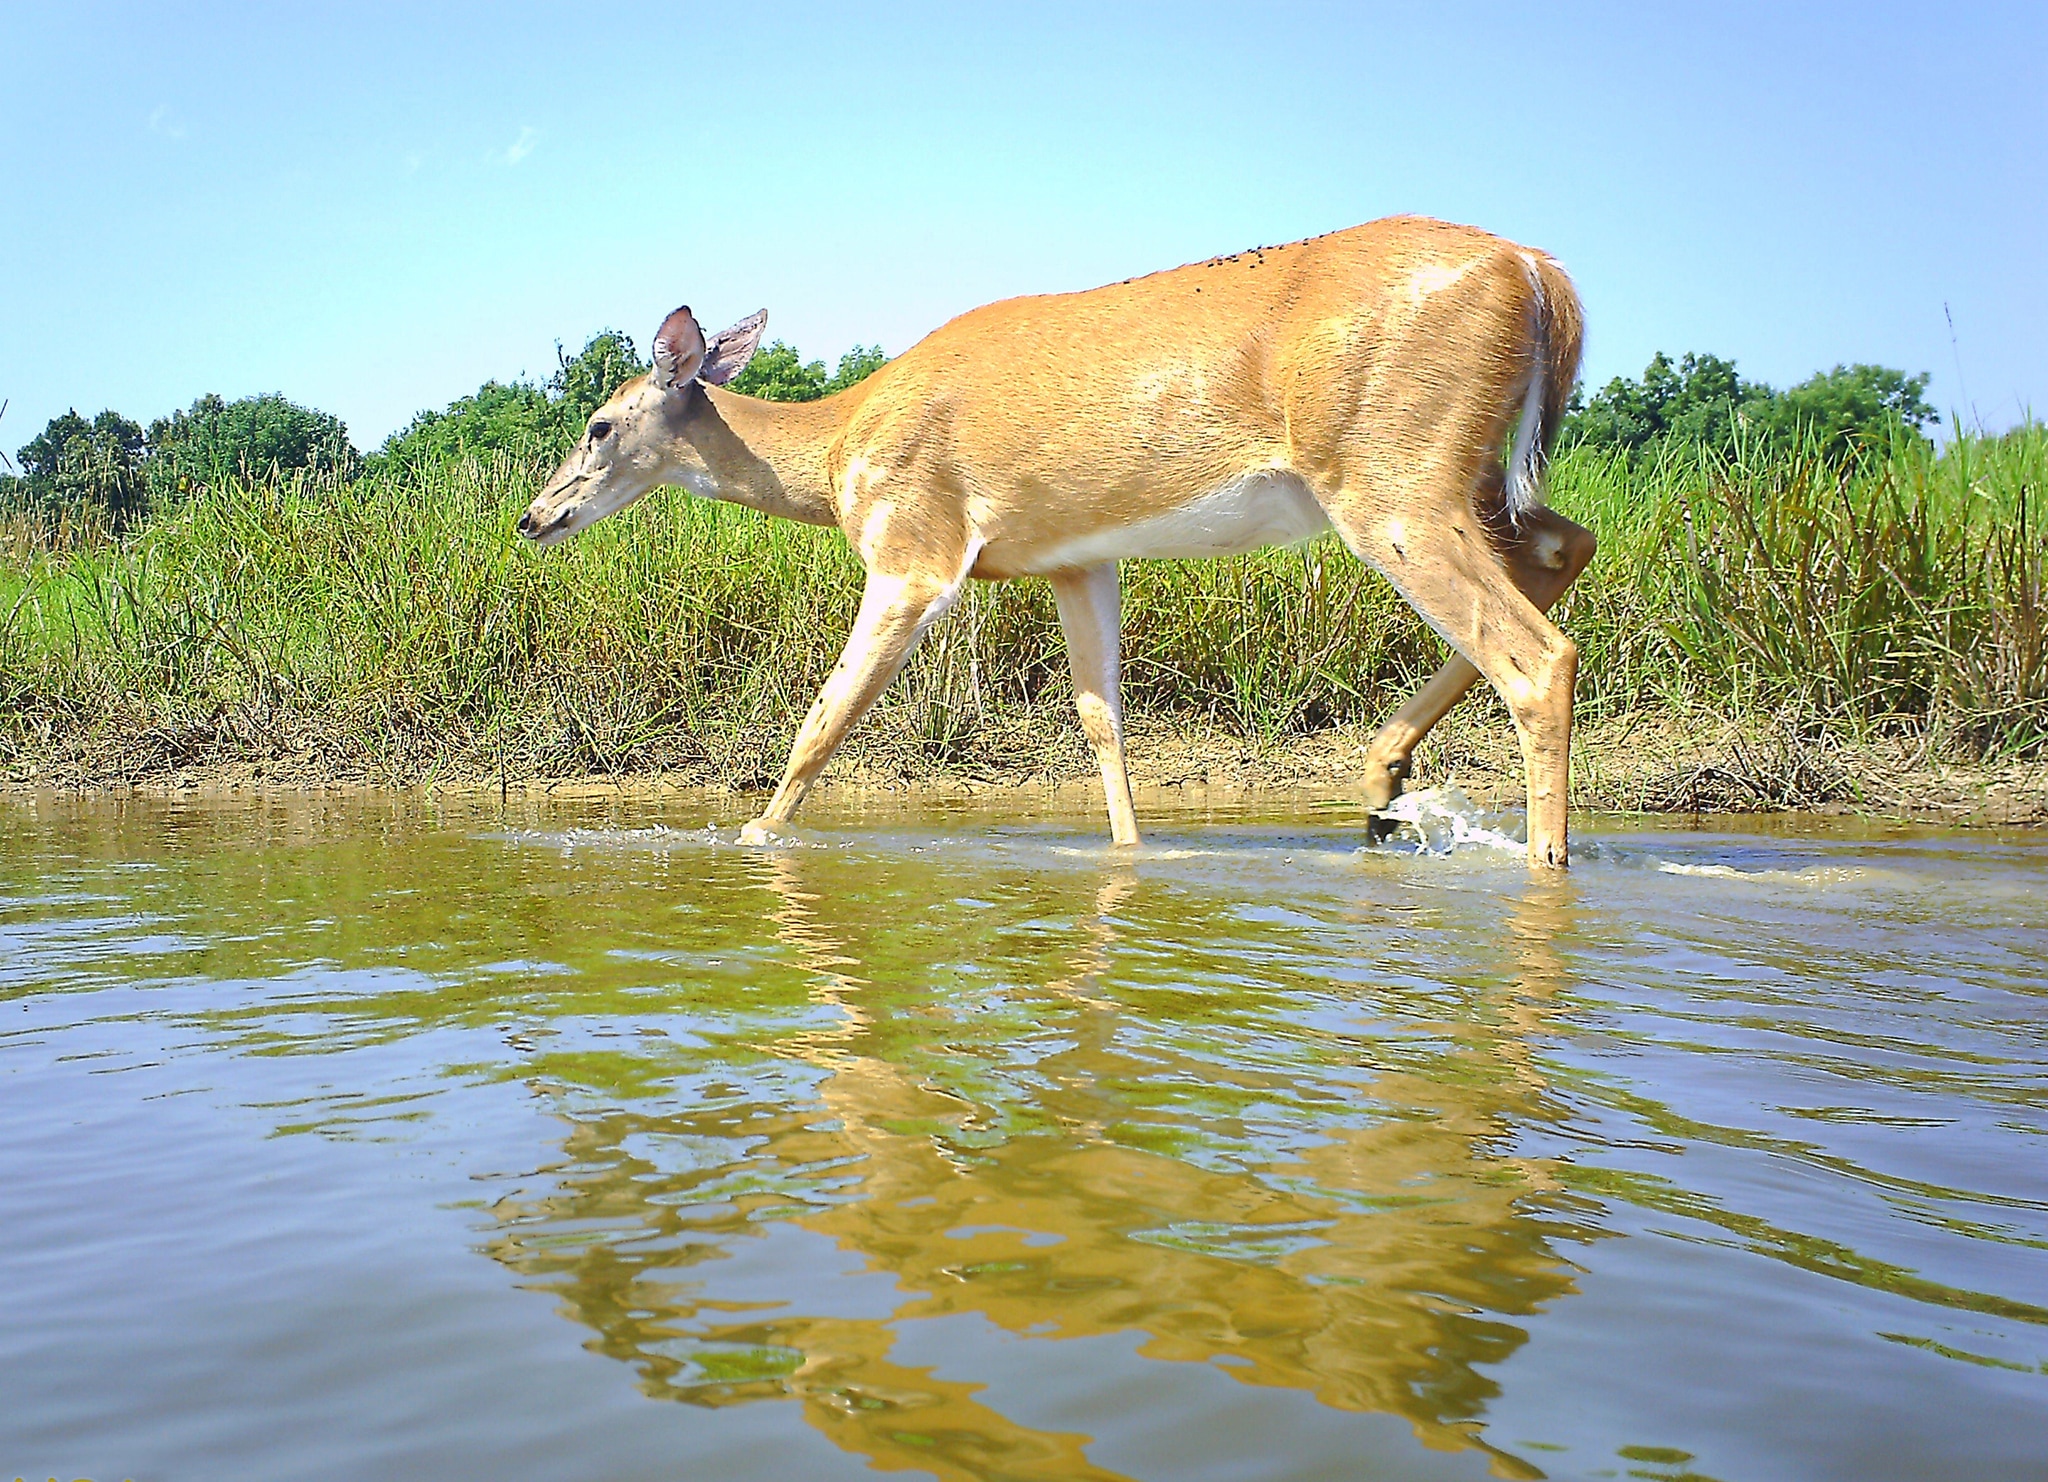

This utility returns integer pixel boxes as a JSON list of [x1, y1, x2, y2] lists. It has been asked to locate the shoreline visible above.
[[6, 712, 2042, 827]]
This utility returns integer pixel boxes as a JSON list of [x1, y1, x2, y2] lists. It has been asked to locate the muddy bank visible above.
[[7, 709, 2042, 827]]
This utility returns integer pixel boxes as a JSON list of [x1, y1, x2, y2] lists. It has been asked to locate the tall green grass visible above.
[[1, 426, 2042, 784]]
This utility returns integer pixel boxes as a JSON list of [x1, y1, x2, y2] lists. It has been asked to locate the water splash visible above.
[[1373, 786, 1526, 857], [1371, 790, 1870, 883]]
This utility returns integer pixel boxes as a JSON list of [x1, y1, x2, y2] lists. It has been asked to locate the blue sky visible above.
[[2, 2, 2042, 454]]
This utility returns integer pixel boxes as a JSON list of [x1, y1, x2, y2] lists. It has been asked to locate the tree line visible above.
[[0, 331, 889, 532], [1561, 355, 1936, 462], [3, 338, 1931, 532]]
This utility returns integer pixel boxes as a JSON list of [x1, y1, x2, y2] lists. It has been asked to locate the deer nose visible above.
[[517, 509, 537, 537]]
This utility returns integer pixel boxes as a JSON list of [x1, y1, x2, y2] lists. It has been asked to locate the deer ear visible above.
[[698, 309, 769, 386], [650, 306, 707, 392]]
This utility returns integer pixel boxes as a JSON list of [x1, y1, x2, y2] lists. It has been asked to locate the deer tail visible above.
[[1504, 251, 1585, 518]]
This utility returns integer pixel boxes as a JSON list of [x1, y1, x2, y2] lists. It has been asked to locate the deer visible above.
[[518, 216, 1597, 866]]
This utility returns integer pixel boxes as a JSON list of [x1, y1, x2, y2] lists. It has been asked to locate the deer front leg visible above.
[[1050, 562, 1141, 846], [1362, 507, 1597, 829], [738, 566, 962, 844]]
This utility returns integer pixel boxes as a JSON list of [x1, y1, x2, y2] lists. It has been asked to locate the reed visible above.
[[2, 425, 2041, 785]]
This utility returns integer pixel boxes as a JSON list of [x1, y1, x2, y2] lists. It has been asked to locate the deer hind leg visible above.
[[1361, 506, 1597, 829], [1315, 465, 1581, 867], [738, 558, 971, 845], [1050, 562, 1141, 846]]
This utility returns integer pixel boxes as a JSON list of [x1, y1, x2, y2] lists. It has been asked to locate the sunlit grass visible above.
[[1, 426, 2041, 782]]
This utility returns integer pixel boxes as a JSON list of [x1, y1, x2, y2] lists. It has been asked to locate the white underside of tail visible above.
[[1504, 252, 1548, 518]]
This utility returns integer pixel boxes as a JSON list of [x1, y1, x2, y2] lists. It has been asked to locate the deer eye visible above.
[[589, 419, 613, 442]]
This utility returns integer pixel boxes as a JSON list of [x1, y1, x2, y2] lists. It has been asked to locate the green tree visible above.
[[729, 341, 890, 402], [12, 408, 149, 528], [552, 329, 647, 426], [825, 344, 889, 395], [1766, 364, 1936, 460], [376, 380, 560, 475], [729, 340, 831, 402], [1565, 352, 1934, 461], [1565, 352, 1770, 454], [146, 392, 360, 497], [375, 329, 649, 474]]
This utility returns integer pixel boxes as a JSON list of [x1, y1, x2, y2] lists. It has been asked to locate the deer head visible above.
[[518, 305, 768, 545]]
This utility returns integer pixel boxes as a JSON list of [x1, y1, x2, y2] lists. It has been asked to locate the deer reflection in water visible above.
[[481, 846, 1597, 1481]]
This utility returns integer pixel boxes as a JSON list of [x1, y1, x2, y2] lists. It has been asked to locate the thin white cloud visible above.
[[503, 126, 540, 165], [147, 106, 187, 139]]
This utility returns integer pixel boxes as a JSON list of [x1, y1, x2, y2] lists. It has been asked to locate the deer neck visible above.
[[676, 385, 846, 528]]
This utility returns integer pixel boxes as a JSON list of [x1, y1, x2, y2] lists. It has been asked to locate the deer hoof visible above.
[[737, 818, 776, 846], [1361, 754, 1409, 839]]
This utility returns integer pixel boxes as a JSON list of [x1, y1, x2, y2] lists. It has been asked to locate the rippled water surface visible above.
[[3, 790, 2044, 1481]]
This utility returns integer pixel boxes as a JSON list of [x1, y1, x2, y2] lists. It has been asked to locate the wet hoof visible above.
[[737, 817, 776, 846], [1361, 755, 1409, 843], [1360, 754, 1408, 810]]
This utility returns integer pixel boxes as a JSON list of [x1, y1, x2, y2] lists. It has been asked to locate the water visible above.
[[2, 789, 2043, 1482]]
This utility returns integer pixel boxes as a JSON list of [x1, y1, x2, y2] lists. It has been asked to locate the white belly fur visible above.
[[1024, 471, 1330, 572]]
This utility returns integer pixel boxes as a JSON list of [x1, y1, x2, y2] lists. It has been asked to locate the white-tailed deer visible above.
[[520, 216, 1596, 865]]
